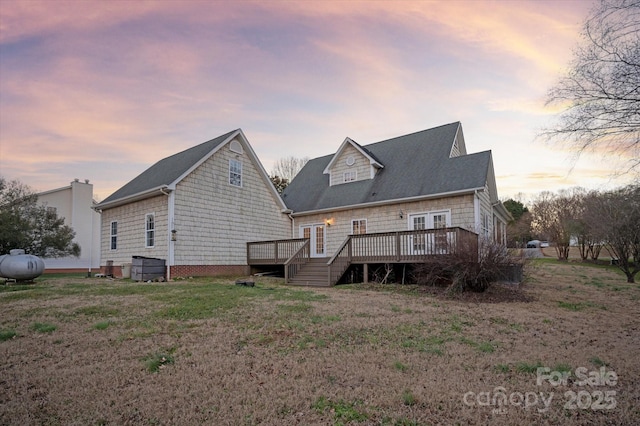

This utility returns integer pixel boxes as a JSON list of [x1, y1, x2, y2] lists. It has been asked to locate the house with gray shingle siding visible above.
[[280, 122, 511, 263], [96, 122, 510, 283], [94, 129, 291, 279]]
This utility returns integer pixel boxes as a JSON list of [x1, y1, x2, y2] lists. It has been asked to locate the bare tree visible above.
[[542, 0, 640, 171], [530, 189, 583, 260], [270, 156, 309, 183], [575, 190, 605, 261], [270, 175, 289, 194], [589, 184, 640, 282]]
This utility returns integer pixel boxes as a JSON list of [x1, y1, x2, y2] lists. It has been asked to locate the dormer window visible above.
[[344, 171, 357, 182], [324, 137, 384, 186]]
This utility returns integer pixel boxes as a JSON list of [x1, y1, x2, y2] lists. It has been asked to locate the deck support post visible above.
[[363, 264, 368, 284]]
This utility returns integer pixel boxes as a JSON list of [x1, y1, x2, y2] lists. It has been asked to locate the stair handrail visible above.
[[284, 239, 310, 284], [327, 235, 353, 286]]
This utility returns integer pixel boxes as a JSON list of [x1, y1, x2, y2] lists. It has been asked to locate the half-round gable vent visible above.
[[229, 139, 243, 154]]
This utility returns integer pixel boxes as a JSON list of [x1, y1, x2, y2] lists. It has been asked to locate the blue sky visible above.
[[1, 0, 633, 202]]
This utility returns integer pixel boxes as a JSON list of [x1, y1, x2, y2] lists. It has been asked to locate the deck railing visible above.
[[327, 227, 478, 285], [284, 240, 311, 284], [327, 236, 353, 286], [247, 238, 308, 265], [349, 227, 478, 262], [248, 228, 478, 286]]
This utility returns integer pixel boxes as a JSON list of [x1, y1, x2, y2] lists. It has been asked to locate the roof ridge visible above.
[[362, 121, 460, 148], [159, 128, 239, 162]]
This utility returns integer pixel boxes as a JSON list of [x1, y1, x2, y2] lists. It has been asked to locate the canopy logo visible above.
[[463, 366, 618, 414]]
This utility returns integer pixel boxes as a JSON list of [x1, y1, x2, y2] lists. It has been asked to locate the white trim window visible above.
[[229, 159, 242, 187], [110, 221, 117, 250], [343, 170, 357, 182], [481, 212, 490, 239], [352, 219, 367, 235], [145, 213, 155, 248]]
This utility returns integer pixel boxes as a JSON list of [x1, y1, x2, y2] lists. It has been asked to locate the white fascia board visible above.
[[93, 185, 171, 211], [289, 187, 483, 218], [492, 201, 513, 222]]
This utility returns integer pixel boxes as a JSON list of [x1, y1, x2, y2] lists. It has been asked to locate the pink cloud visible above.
[[0, 0, 618, 201]]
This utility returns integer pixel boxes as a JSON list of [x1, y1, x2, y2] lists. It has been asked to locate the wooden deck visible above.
[[247, 227, 479, 287]]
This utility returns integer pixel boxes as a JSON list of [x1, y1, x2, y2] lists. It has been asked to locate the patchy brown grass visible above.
[[0, 262, 638, 425]]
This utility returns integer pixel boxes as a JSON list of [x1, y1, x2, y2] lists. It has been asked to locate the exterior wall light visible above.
[[399, 210, 405, 219], [171, 229, 177, 241], [325, 218, 334, 227]]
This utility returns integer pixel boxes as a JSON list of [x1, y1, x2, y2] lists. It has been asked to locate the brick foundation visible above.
[[98, 265, 123, 278], [169, 265, 249, 278], [98, 264, 250, 279]]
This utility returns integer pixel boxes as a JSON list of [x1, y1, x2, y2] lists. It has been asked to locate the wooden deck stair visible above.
[[287, 258, 330, 287]]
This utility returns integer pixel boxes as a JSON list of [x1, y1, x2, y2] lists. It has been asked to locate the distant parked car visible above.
[[526, 240, 540, 248], [540, 241, 550, 248]]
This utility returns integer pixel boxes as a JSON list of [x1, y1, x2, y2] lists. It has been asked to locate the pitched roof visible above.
[[282, 122, 492, 214], [96, 129, 237, 208]]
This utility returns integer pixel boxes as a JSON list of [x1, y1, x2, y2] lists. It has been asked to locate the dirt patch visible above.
[[0, 263, 638, 425]]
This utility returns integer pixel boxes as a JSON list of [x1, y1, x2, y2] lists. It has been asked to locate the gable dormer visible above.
[[323, 137, 384, 186]]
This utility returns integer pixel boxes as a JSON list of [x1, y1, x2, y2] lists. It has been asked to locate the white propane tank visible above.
[[0, 249, 45, 281]]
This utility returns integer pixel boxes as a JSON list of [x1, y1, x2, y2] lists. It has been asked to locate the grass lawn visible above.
[[1, 261, 638, 425]]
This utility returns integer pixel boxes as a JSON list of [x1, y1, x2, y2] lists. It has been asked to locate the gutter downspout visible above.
[[288, 212, 295, 239], [92, 207, 102, 273], [160, 187, 173, 281]]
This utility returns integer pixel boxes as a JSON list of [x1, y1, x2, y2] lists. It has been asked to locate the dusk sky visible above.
[[1, 0, 634, 203]]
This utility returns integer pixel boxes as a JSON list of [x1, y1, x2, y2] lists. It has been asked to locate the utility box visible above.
[[121, 263, 132, 279], [131, 256, 165, 281]]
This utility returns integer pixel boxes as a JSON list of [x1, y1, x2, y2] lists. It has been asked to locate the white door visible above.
[[410, 215, 427, 254], [409, 211, 450, 254], [300, 224, 326, 258]]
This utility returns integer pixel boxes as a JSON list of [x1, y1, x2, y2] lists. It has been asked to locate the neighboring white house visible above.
[[37, 179, 101, 273]]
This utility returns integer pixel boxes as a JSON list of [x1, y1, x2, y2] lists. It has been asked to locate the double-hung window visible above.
[[229, 159, 242, 187], [110, 221, 118, 250], [145, 214, 155, 248]]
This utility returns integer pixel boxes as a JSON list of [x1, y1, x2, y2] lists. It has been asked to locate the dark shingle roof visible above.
[[281, 122, 491, 213], [98, 130, 237, 207]]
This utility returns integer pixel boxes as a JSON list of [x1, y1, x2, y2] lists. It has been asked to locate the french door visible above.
[[409, 211, 450, 254], [300, 224, 326, 258]]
